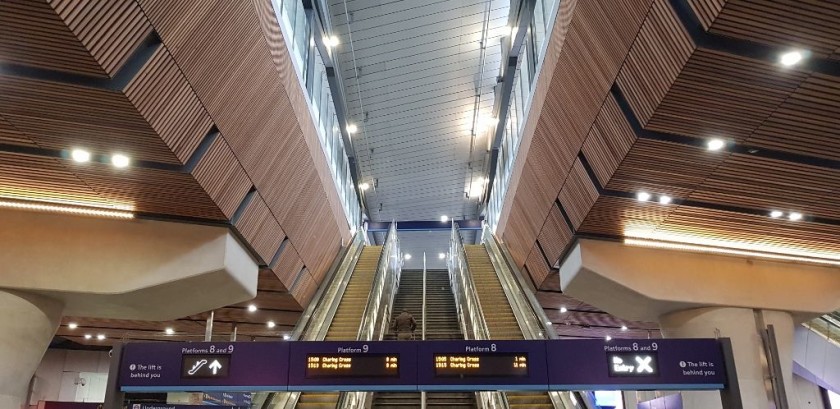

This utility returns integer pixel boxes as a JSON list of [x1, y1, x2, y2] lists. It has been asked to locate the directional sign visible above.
[[181, 355, 230, 378]]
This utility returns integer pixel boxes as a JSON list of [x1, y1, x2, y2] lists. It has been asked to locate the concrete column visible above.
[[660, 307, 794, 409], [0, 290, 63, 409]]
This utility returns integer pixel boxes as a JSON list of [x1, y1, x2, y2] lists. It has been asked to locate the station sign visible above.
[[119, 342, 289, 391]]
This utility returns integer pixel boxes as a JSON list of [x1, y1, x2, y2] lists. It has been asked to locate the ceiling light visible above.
[[605, 335, 612, 341], [71, 149, 91, 163], [346, 124, 358, 134], [359, 182, 370, 191], [636, 192, 651, 202], [658, 195, 672, 205], [707, 139, 725, 151], [769, 210, 783, 218], [478, 116, 498, 128], [546, 321, 552, 325], [441, 215, 449, 222], [267, 321, 276, 329], [624, 238, 840, 267], [0, 199, 134, 219], [404, 254, 412, 260], [780, 51, 803, 67], [84, 334, 92, 340], [788, 212, 803, 221], [248, 304, 258, 312], [438, 252, 446, 259], [559, 307, 568, 313], [283, 334, 291, 340], [68, 322, 78, 329], [165, 328, 174, 335], [325, 36, 339, 47], [621, 325, 628, 331], [111, 154, 130, 168], [96, 334, 106, 341]]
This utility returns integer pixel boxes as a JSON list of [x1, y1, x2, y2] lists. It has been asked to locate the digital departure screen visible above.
[[606, 352, 659, 377], [305, 354, 399, 378], [434, 353, 529, 377]]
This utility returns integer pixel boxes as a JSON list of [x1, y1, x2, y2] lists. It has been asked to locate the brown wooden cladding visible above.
[[290, 270, 319, 308], [525, 244, 552, 289], [49, 0, 152, 77], [0, 114, 37, 147], [272, 244, 305, 292], [580, 96, 637, 187], [234, 193, 286, 264], [557, 159, 599, 229], [687, 0, 726, 30], [536, 204, 573, 269], [125, 47, 213, 163], [577, 196, 674, 237], [0, 0, 108, 77], [191, 137, 253, 219], [707, 0, 840, 58]]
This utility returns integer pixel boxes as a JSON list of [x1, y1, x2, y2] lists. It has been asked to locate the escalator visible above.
[[296, 245, 383, 409], [464, 244, 555, 409], [372, 270, 477, 408]]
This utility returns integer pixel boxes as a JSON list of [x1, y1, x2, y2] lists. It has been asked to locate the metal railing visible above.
[[448, 222, 508, 409]]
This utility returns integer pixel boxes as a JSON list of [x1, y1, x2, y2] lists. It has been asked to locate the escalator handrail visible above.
[[356, 220, 401, 341]]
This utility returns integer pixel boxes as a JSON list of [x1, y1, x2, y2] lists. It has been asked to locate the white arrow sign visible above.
[[208, 360, 223, 375]]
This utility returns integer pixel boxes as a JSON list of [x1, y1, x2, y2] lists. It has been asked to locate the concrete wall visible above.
[[29, 350, 109, 405]]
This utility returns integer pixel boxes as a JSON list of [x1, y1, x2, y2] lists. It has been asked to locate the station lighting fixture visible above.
[[324, 36, 340, 47], [621, 325, 628, 332], [404, 254, 412, 260], [636, 192, 651, 202], [658, 195, 672, 205], [559, 307, 568, 313], [438, 252, 446, 259], [165, 328, 174, 335], [706, 138, 725, 151], [788, 212, 803, 221], [546, 321, 552, 326], [247, 304, 258, 312], [625, 238, 840, 267], [441, 215, 449, 222], [84, 334, 92, 340], [359, 182, 370, 191], [769, 210, 784, 218], [111, 153, 131, 168], [0, 199, 134, 219], [346, 124, 358, 134], [70, 149, 91, 163], [605, 335, 612, 341], [68, 322, 78, 329], [96, 334, 106, 341], [267, 321, 276, 329], [283, 334, 291, 340], [779, 51, 804, 67]]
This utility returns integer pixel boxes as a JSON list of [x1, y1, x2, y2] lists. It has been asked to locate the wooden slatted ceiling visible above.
[[578, 196, 673, 237], [234, 193, 286, 264], [687, 0, 726, 30], [191, 137, 253, 219], [0, 113, 37, 147], [50, 0, 152, 77], [536, 204, 573, 269], [0, 0, 108, 77], [557, 159, 599, 229], [708, 0, 840, 58], [525, 244, 552, 290], [273, 244, 305, 292], [579, 96, 637, 187]]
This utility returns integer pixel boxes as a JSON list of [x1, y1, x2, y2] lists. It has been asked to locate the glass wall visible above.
[[271, 0, 361, 231], [486, 0, 561, 232]]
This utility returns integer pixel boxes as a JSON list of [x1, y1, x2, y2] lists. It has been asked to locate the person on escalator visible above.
[[393, 309, 417, 340]]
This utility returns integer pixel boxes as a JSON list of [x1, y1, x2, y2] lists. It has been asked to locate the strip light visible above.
[[625, 238, 840, 267], [0, 199, 134, 219]]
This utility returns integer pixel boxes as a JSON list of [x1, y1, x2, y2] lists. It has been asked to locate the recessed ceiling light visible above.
[[636, 192, 651, 202], [404, 254, 412, 260], [788, 212, 803, 221], [546, 321, 552, 325], [267, 321, 276, 329], [346, 124, 358, 134], [325, 36, 339, 47], [359, 182, 370, 191], [659, 195, 672, 205], [605, 335, 612, 341], [779, 51, 803, 67], [621, 325, 628, 331], [441, 215, 449, 222], [111, 154, 130, 168], [248, 304, 258, 312], [707, 139, 725, 151], [96, 334, 106, 341], [68, 322, 78, 329], [165, 328, 174, 335], [769, 210, 783, 218], [282, 334, 291, 340], [0, 199, 134, 219], [71, 149, 91, 163], [559, 307, 568, 313], [84, 334, 92, 340], [438, 252, 446, 259]]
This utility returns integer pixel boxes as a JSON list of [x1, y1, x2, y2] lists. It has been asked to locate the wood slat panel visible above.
[[272, 244, 304, 291], [687, 0, 726, 30], [557, 159, 599, 229], [537, 204, 573, 267], [191, 137, 253, 219], [578, 195, 674, 237], [0, 113, 37, 147], [709, 0, 840, 57], [525, 244, 552, 289], [50, 0, 152, 76], [0, 0, 107, 77], [125, 47, 213, 163], [617, 0, 694, 125], [234, 193, 286, 264], [290, 270, 318, 308], [580, 95, 637, 186]]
